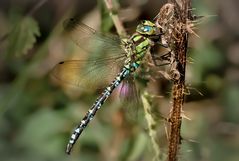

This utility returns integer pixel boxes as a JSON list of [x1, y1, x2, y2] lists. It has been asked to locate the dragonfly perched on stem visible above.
[[51, 18, 170, 154]]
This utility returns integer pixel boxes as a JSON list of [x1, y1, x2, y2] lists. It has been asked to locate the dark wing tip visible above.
[[59, 61, 65, 64], [63, 18, 79, 32]]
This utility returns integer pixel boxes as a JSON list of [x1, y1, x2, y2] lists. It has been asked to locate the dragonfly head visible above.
[[136, 20, 163, 36]]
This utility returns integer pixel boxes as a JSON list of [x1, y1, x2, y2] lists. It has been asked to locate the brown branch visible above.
[[155, 0, 192, 161]]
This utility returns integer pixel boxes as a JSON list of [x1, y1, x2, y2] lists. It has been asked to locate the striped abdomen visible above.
[[66, 65, 131, 154]]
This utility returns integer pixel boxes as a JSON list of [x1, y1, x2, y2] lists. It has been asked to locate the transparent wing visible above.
[[119, 76, 143, 120], [51, 18, 129, 89], [63, 18, 126, 59], [119, 77, 140, 104], [51, 55, 126, 89]]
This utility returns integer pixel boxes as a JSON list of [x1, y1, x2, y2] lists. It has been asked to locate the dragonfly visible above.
[[52, 19, 169, 154]]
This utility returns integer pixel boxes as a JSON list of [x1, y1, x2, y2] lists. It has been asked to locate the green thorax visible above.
[[121, 33, 152, 71], [131, 33, 152, 59], [122, 20, 162, 69]]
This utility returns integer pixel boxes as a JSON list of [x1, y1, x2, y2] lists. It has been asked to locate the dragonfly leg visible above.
[[151, 51, 172, 67], [156, 41, 169, 48]]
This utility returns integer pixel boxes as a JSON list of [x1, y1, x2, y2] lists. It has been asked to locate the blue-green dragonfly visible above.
[[52, 19, 169, 154]]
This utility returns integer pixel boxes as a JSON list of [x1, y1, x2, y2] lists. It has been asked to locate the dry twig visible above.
[[155, 0, 192, 161]]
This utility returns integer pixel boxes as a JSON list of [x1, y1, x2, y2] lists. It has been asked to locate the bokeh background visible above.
[[0, 0, 239, 161]]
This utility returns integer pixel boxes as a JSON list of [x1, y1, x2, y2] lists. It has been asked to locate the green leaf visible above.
[[98, 0, 114, 32], [7, 16, 40, 57], [16, 108, 67, 157]]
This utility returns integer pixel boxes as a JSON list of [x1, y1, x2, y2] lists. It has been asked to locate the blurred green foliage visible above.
[[6, 16, 40, 57]]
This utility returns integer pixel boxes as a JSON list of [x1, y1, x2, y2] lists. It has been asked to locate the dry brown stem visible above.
[[155, 0, 192, 161]]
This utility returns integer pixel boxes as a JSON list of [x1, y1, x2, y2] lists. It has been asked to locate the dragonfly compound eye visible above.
[[136, 20, 158, 36], [143, 26, 152, 32]]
